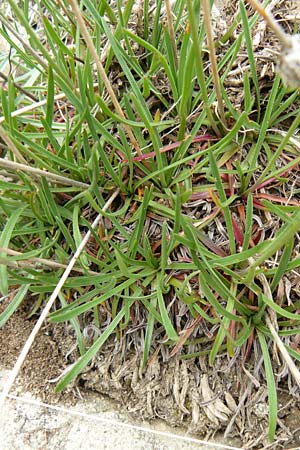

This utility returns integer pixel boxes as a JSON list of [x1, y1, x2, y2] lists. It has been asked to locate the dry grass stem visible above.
[[0, 126, 28, 165], [0, 71, 38, 101], [68, 0, 142, 156], [0, 248, 98, 275], [0, 188, 120, 409], [186, 0, 221, 136], [202, 0, 226, 128], [0, 158, 90, 189], [0, 93, 66, 125], [0, 15, 48, 69], [164, 0, 178, 70]]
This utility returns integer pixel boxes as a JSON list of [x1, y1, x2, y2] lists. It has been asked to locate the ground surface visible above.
[[1, 306, 300, 450], [0, 310, 242, 450], [1, 368, 240, 450]]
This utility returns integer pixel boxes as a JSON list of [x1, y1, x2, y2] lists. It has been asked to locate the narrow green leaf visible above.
[[0, 284, 30, 326], [257, 331, 277, 441], [45, 66, 54, 128], [72, 205, 89, 269], [199, 274, 241, 323], [208, 148, 236, 254], [240, 0, 260, 120], [48, 278, 135, 322], [0, 207, 25, 295], [157, 276, 178, 341], [270, 239, 294, 292], [261, 293, 300, 321], [55, 302, 134, 392], [244, 209, 300, 281], [142, 297, 157, 369], [242, 194, 253, 251]]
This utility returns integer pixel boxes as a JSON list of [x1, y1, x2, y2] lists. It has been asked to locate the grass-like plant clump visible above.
[[1, 0, 300, 442]]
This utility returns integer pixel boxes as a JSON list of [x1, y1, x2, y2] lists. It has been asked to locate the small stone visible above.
[[253, 402, 268, 418]]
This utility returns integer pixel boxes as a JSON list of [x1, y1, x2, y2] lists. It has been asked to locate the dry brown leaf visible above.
[[200, 374, 232, 424]]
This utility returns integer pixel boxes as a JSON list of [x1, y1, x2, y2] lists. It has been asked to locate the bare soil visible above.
[[0, 302, 77, 405]]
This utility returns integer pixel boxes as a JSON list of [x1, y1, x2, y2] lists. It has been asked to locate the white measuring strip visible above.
[[5, 393, 243, 450]]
